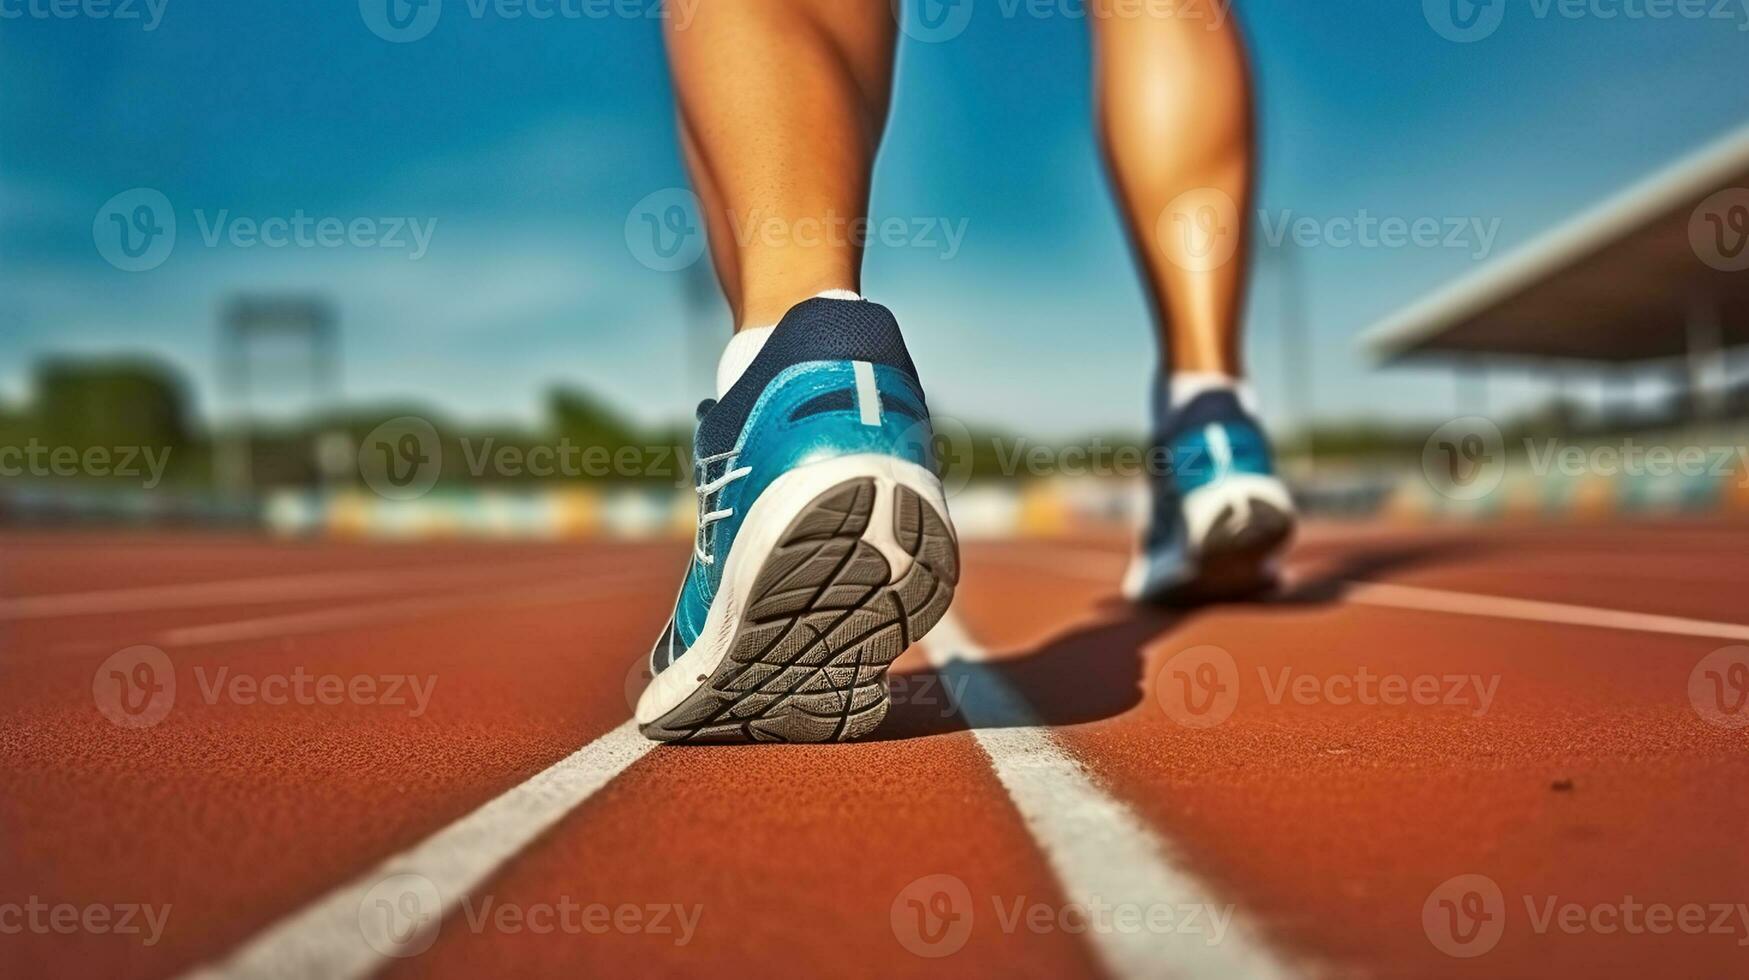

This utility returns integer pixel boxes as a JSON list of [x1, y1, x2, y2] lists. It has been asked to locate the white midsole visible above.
[[635, 454, 952, 727], [1121, 472, 1296, 600]]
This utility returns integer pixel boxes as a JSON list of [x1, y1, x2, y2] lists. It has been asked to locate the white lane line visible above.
[[921, 611, 1300, 980], [0, 558, 601, 622], [180, 720, 657, 980], [985, 545, 1749, 643], [155, 572, 666, 647], [1343, 581, 1749, 642]]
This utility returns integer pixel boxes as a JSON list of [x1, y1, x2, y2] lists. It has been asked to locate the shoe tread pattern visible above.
[[641, 479, 958, 743]]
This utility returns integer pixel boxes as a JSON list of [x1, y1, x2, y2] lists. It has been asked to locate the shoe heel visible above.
[[641, 474, 959, 743]]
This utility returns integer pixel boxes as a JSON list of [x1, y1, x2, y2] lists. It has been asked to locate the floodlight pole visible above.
[[1264, 236, 1313, 477]]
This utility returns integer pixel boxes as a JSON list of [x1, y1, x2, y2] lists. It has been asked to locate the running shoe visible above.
[[636, 297, 960, 742], [1123, 384, 1295, 602]]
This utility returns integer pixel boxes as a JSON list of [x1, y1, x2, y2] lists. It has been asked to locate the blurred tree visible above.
[[34, 358, 191, 452]]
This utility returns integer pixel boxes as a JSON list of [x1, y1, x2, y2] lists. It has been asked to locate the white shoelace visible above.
[[693, 450, 751, 565]]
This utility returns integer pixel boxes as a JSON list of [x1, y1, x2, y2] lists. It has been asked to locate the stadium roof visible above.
[[1363, 122, 1749, 364]]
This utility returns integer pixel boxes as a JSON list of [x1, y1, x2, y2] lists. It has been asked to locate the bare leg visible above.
[[664, 0, 897, 330], [1091, 1, 1255, 377]]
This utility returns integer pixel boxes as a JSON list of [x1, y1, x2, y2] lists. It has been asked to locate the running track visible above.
[[3, 521, 1748, 978]]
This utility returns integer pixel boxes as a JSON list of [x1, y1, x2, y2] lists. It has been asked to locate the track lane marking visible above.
[[153, 572, 667, 647], [179, 720, 656, 980], [991, 544, 1749, 642], [1341, 581, 1749, 642], [0, 558, 614, 621], [921, 610, 1300, 980]]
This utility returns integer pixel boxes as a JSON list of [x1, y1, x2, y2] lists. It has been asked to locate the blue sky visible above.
[[2, 0, 1746, 437]]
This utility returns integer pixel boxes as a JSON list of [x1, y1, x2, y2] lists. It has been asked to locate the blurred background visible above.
[[4, 0, 1748, 539]]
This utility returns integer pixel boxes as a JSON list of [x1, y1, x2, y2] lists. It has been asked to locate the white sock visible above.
[[1164, 371, 1258, 416], [715, 290, 865, 396], [716, 326, 774, 397]]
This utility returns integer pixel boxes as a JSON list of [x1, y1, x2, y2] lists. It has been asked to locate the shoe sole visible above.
[[639, 477, 959, 744], [1176, 495, 1295, 601], [1125, 474, 1297, 605]]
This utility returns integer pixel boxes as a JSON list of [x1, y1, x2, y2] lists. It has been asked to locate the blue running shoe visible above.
[[1123, 384, 1296, 603], [636, 297, 960, 743]]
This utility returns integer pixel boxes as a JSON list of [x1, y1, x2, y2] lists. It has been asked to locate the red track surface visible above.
[[3, 521, 1748, 978]]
